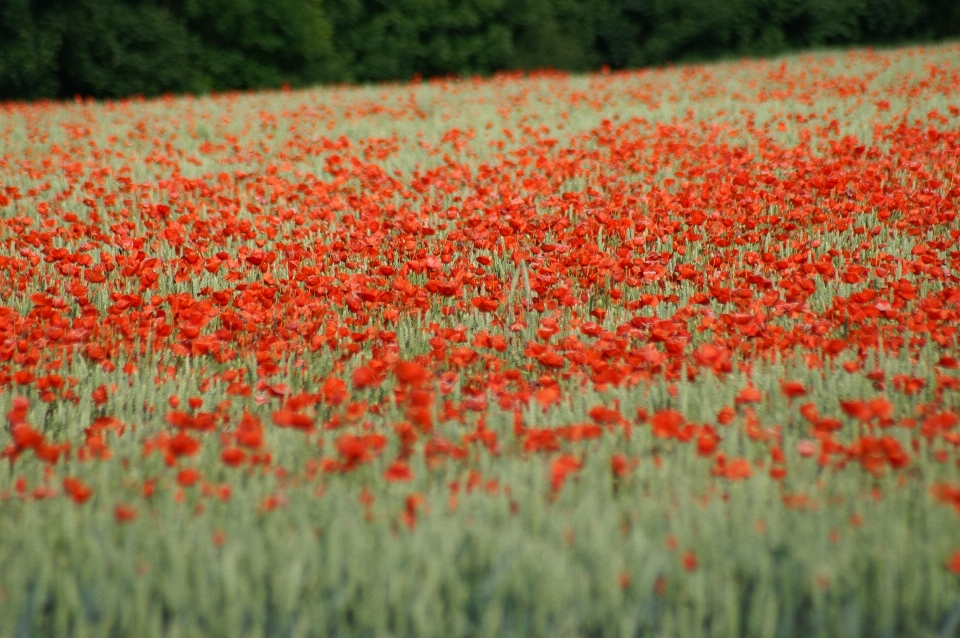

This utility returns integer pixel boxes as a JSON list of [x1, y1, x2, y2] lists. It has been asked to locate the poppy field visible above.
[[2, 42, 960, 637]]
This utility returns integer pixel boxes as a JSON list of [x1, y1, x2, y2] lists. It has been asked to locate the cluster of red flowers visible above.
[[1, 45, 959, 573]]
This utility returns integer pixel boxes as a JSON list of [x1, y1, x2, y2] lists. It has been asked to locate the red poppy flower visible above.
[[177, 468, 201, 487], [114, 504, 138, 523], [221, 448, 246, 467], [384, 460, 413, 482], [947, 550, 960, 575], [395, 361, 428, 385], [63, 477, 93, 504]]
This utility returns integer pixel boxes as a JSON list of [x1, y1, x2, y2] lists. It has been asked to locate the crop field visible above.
[[1, 42, 960, 637]]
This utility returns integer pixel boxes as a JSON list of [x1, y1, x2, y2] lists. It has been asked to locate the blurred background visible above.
[[2, 0, 960, 101]]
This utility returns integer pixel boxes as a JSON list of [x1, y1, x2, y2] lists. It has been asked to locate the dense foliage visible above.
[[0, 0, 336, 99], [2, 0, 959, 99]]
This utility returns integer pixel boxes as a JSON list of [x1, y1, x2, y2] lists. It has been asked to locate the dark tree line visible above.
[[2, 0, 959, 100]]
